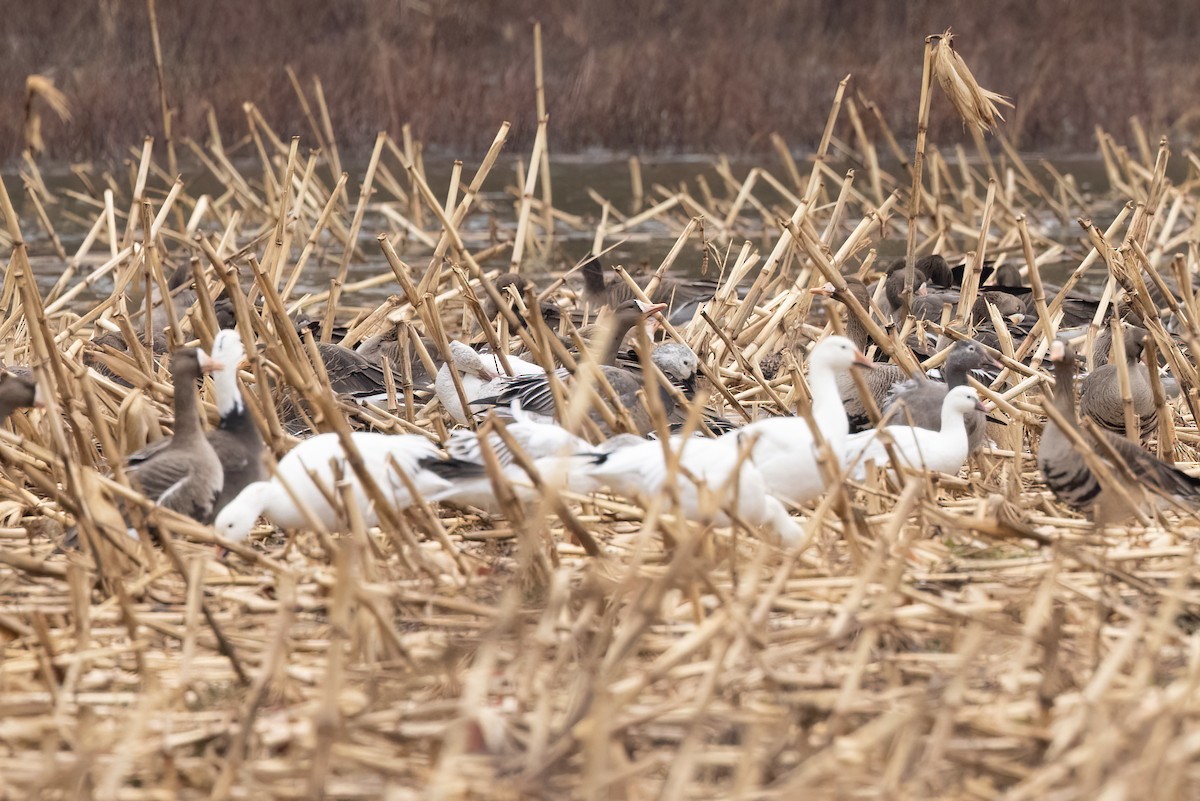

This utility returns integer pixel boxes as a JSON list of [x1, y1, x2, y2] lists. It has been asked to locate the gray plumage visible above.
[[128, 332, 264, 516], [1038, 339, 1200, 524], [474, 343, 698, 436], [356, 327, 442, 388], [884, 339, 999, 453], [581, 257, 720, 326], [1079, 327, 1157, 443], [837, 364, 907, 433], [813, 277, 911, 431], [0, 370, 40, 423], [126, 348, 224, 523]]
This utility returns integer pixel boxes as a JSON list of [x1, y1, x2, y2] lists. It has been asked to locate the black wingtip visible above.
[[420, 456, 488, 480]]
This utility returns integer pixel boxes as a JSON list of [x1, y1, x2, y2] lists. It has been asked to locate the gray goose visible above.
[[812, 278, 909, 432], [884, 338, 1001, 453], [569, 299, 666, 359], [1079, 327, 1157, 443], [582, 257, 719, 326], [1038, 339, 1200, 524], [125, 348, 225, 523], [0, 370, 42, 424], [125, 332, 265, 515], [214, 296, 369, 392], [355, 326, 443, 389], [482, 272, 571, 328]]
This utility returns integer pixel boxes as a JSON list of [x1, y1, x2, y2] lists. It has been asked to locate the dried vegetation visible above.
[[2, 23, 1200, 801]]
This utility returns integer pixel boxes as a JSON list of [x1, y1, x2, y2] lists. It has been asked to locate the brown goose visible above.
[[582, 257, 718, 325], [355, 326, 443, 389], [572, 299, 666, 359], [482, 272, 570, 328], [312, 342, 397, 396], [0, 370, 42, 423], [1079, 327, 1157, 443], [125, 348, 225, 523], [812, 278, 909, 432], [1038, 339, 1200, 524], [124, 332, 265, 515]]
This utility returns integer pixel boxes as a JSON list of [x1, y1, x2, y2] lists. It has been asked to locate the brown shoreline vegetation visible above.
[[4, 16, 1200, 801], [8, 0, 1200, 160]]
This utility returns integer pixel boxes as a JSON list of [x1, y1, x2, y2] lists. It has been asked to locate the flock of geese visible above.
[[3, 252, 1200, 549]]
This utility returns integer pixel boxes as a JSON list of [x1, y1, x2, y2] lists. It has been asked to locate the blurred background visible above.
[[4, 0, 1199, 161]]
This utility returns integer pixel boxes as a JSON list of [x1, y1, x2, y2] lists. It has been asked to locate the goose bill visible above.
[[198, 351, 225, 373], [851, 352, 875, 370], [635, 300, 669, 318]]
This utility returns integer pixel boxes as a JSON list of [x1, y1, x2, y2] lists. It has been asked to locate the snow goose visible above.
[[583, 433, 802, 544], [434, 341, 546, 425], [126, 348, 224, 522], [472, 343, 698, 436], [842, 385, 986, 481], [726, 335, 873, 507], [207, 330, 267, 512], [423, 406, 604, 512], [213, 432, 452, 541], [884, 338, 1000, 453], [811, 278, 908, 431], [1038, 339, 1200, 524]]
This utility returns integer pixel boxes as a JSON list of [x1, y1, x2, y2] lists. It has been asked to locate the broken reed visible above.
[[2, 58, 1200, 799]]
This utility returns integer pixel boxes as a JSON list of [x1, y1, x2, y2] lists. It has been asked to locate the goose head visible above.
[[811, 277, 871, 307], [172, 347, 222, 381], [448, 340, 498, 381], [1122, 326, 1149, 362], [945, 385, 988, 415], [213, 481, 272, 541], [651, 343, 699, 394], [808, 335, 873, 374], [884, 268, 930, 308], [210, 330, 249, 416], [948, 339, 1002, 372], [211, 329, 247, 367]]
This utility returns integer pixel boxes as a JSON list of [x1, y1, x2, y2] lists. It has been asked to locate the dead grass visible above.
[[3, 28, 1200, 801], [7, 0, 1200, 159]]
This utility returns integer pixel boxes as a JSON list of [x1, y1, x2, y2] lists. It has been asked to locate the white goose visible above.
[[425, 405, 605, 512], [723, 335, 873, 507], [841, 385, 986, 481], [583, 434, 802, 544], [434, 341, 545, 425], [212, 432, 452, 541]]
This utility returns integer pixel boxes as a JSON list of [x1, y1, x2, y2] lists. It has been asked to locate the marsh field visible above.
[[4, 4, 1200, 801]]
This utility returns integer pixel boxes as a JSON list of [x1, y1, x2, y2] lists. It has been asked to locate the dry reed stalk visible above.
[[953, 179, 997, 327], [6, 73, 1200, 801], [902, 35, 939, 313]]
